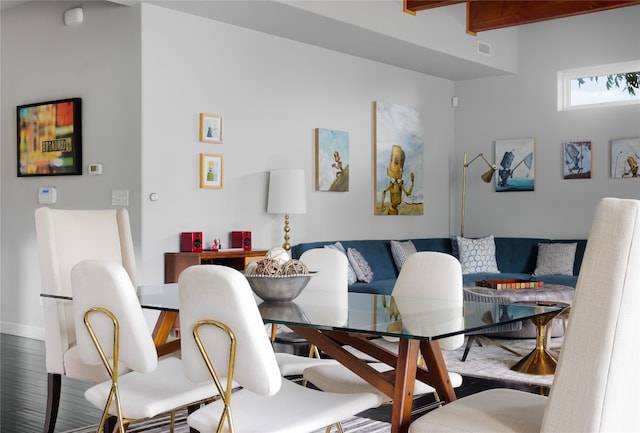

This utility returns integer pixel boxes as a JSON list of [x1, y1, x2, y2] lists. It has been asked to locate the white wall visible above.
[[0, 1, 142, 338], [139, 3, 455, 284], [454, 5, 640, 238]]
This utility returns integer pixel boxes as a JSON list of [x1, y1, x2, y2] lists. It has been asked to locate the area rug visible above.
[[442, 337, 563, 387], [63, 410, 390, 433]]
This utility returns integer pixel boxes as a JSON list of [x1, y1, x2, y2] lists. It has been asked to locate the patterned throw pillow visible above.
[[346, 248, 374, 283], [533, 243, 577, 276], [324, 242, 357, 284], [456, 235, 500, 275], [390, 240, 417, 271]]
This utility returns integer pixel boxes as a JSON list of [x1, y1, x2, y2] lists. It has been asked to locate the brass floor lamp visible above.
[[461, 153, 496, 237]]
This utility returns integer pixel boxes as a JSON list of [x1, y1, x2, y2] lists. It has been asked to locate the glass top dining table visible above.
[[42, 284, 560, 433], [137, 283, 558, 341]]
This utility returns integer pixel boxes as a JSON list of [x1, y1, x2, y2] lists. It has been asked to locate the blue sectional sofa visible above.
[[291, 237, 587, 295]]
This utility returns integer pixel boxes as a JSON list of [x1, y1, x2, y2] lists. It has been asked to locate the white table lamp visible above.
[[267, 169, 307, 251]]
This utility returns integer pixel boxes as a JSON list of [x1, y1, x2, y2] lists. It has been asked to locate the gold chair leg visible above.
[[324, 422, 344, 433]]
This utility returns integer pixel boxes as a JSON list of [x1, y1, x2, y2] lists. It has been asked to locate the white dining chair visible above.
[[274, 248, 345, 376], [70, 260, 217, 433], [178, 264, 385, 433], [408, 197, 640, 433], [35, 207, 138, 433], [303, 251, 464, 411]]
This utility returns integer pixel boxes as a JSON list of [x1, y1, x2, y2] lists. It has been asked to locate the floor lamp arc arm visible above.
[[461, 152, 496, 237]]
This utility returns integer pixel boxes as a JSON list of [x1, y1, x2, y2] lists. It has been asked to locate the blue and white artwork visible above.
[[315, 128, 349, 192], [611, 138, 640, 178], [494, 138, 535, 192], [374, 101, 424, 215], [564, 141, 592, 179]]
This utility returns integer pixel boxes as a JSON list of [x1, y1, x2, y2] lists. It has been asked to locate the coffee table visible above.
[[464, 283, 574, 375]]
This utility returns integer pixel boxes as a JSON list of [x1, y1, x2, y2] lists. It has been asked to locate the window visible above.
[[557, 61, 640, 111]]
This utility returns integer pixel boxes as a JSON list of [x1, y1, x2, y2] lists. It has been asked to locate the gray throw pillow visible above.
[[533, 243, 577, 276], [324, 242, 357, 285], [390, 240, 417, 271], [346, 247, 374, 283]]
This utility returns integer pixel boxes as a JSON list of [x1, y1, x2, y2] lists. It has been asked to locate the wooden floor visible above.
[[1, 333, 548, 433]]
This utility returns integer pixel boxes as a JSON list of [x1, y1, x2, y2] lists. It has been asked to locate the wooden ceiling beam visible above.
[[467, 1, 640, 33], [405, 1, 640, 33]]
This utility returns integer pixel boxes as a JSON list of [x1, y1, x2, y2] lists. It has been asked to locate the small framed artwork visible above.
[[17, 97, 82, 176], [563, 141, 592, 179], [494, 137, 535, 192], [611, 138, 640, 178], [199, 113, 223, 143], [199, 153, 224, 189], [315, 128, 349, 192]]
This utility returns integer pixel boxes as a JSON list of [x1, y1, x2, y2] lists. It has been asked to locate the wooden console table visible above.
[[164, 249, 268, 283]]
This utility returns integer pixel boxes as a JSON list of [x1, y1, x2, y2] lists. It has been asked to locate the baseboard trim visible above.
[[1, 322, 45, 340]]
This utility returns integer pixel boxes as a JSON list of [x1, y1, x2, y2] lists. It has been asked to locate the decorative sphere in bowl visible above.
[[245, 272, 317, 302]]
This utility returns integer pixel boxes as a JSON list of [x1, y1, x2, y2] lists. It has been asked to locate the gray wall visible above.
[[1, 1, 142, 337], [1, 1, 639, 338], [138, 3, 455, 284], [454, 6, 640, 238]]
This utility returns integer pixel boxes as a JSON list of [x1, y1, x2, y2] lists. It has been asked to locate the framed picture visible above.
[[563, 141, 592, 179], [373, 101, 424, 215], [611, 138, 640, 178], [494, 137, 535, 192], [315, 128, 349, 192], [17, 97, 82, 176], [199, 113, 222, 143], [199, 153, 224, 189]]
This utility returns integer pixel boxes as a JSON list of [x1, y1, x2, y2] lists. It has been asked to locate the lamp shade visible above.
[[267, 169, 307, 214]]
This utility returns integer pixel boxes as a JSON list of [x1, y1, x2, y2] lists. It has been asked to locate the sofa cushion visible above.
[[390, 240, 417, 271], [534, 242, 577, 276], [347, 248, 374, 283], [493, 237, 549, 274], [457, 235, 500, 274]]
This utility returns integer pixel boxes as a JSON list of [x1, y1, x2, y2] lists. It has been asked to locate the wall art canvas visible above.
[[373, 101, 424, 215], [563, 141, 592, 179], [611, 137, 640, 178], [199, 153, 223, 189], [315, 128, 349, 192], [199, 113, 222, 143], [17, 97, 82, 176], [494, 137, 535, 192]]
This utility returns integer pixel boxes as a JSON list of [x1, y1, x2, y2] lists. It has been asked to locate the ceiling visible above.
[[404, 1, 640, 33], [4, 1, 639, 81]]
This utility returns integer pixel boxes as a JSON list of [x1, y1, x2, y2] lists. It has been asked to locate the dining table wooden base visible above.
[[290, 326, 456, 433]]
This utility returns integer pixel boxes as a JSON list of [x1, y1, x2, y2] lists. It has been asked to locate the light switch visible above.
[[111, 190, 129, 206]]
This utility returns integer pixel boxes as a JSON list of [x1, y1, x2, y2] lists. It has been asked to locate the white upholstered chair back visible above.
[[70, 260, 157, 373], [179, 265, 282, 396], [299, 248, 348, 293], [541, 197, 640, 432], [297, 248, 349, 326], [391, 252, 464, 350], [35, 207, 137, 378]]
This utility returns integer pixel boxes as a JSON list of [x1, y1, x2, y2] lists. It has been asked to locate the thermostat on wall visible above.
[[38, 187, 57, 204], [88, 163, 103, 175]]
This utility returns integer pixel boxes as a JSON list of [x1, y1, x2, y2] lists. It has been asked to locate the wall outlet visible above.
[[111, 190, 129, 206]]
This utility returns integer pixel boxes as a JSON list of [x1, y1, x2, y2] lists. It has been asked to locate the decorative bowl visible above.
[[245, 272, 317, 302]]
